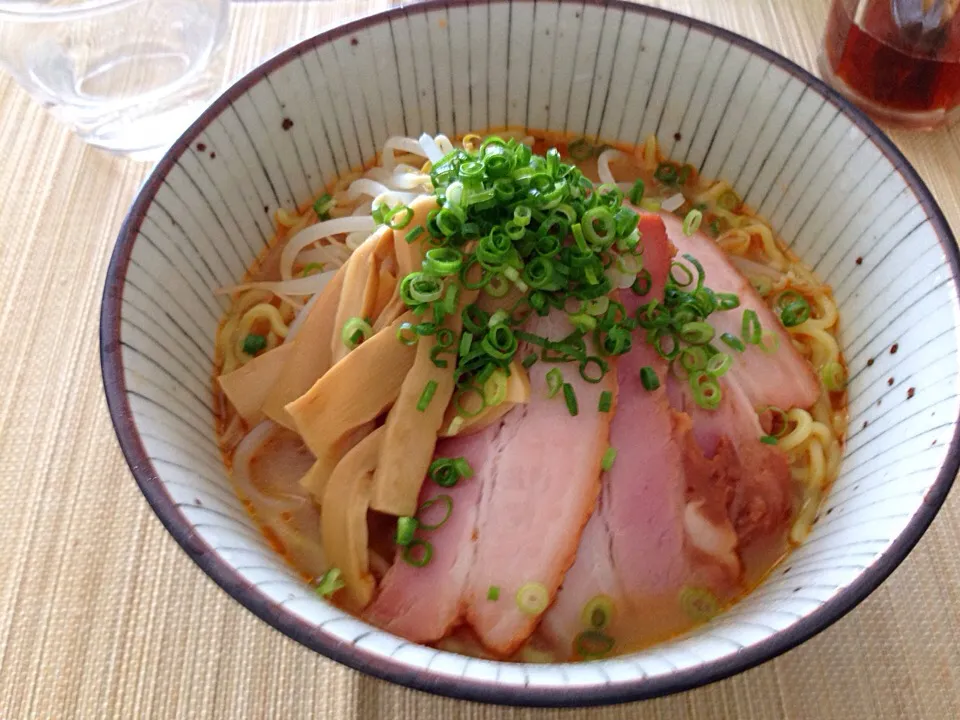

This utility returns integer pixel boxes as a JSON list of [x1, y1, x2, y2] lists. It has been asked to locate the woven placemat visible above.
[[1, 1, 959, 717]]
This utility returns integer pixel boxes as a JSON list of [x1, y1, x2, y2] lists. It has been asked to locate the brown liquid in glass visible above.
[[824, 0, 960, 113]]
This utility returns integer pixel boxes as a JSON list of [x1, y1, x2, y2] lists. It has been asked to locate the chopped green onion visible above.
[[405, 225, 425, 243], [396, 322, 418, 346], [706, 352, 732, 377], [720, 332, 745, 352], [716, 189, 741, 211], [598, 390, 613, 413], [315, 567, 345, 598], [313, 193, 335, 218], [567, 138, 594, 161], [387, 205, 414, 229], [483, 369, 509, 406], [654, 162, 679, 185], [522, 352, 538, 369], [395, 516, 418, 546], [679, 321, 715, 345], [682, 208, 703, 236], [417, 494, 453, 530], [402, 539, 433, 567], [341, 316, 373, 350], [760, 434, 778, 445], [690, 371, 722, 409], [516, 582, 549, 615], [487, 586, 501, 601], [601, 447, 617, 471], [581, 595, 615, 630], [779, 299, 811, 327], [640, 366, 660, 391], [574, 630, 615, 659], [242, 334, 267, 355], [632, 270, 652, 296], [546, 368, 564, 398], [679, 586, 720, 621], [300, 262, 324, 277], [417, 380, 438, 411], [562, 383, 579, 416], [669, 262, 694, 287], [428, 457, 472, 487], [821, 361, 847, 391], [716, 292, 740, 310], [629, 179, 645, 205], [741, 309, 762, 344], [423, 247, 463, 276]]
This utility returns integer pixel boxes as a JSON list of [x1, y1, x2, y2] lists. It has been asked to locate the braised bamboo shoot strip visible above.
[[331, 225, 393, 364], [370, 290, 478, 517], [217, 342, 296, 425], [373, 195, 437, 332], [285, 312, 417, 487], [261, 264, 346, 429], [321, 426, 385, 609]]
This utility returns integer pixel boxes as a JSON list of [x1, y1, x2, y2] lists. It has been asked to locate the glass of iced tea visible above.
[[820, 0, 960, 129]]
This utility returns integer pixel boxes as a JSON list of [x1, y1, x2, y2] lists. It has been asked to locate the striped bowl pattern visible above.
[[100, 0, 960, 707]]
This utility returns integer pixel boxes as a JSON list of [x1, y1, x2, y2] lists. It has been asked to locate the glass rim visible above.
[[0, 0, 142, 21]]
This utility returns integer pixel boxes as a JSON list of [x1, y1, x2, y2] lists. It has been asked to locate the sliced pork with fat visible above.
[[463, 310, 616, 656], [670, 375, 792, 544], [658, 211, 820, 411], [363, 427, 494, 643]]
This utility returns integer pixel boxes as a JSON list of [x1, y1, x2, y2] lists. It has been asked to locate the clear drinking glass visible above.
[[0, 0, 230, 159]]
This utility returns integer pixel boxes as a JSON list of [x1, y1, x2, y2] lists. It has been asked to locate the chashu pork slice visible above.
[[363, 426, 495, 643], [463, 310, 616, 656], [668, 373, 793, 545], [657, 211, 820, 411], [543, 213, 743, 657]]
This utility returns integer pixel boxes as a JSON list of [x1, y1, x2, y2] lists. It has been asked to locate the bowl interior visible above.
[[102, 0, 960, 706]]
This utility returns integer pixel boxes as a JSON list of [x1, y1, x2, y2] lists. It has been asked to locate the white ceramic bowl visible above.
[[100, 0, 960, 706]]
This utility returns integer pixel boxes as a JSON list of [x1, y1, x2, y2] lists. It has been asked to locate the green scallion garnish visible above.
[[546, 368, 564, 398], [601, 447, 617, 471], [487, 585, 501, 601], [821, 361, 847, 392], [640, 366, 660, 391], [417, 380, 438, 411], [341, 316, 373, 350], [428, 457, 472, 487], [315, 567, 345, 598], [741, 309, 762, 344], [402, 539, 433, 567], [242, 334, 267, 356], [516, 582, 549, 615], [598, 390, 613, 413], [417, 494, 453, 530], [682, 208, 703, 236], [313, 193, 334, 219], [760, 434, 778, 445], [395, 516, 418, 546], [562, 382, 578, 416]]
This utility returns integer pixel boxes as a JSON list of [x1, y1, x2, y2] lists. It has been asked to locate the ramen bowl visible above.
[[100, 0, 960, 706]]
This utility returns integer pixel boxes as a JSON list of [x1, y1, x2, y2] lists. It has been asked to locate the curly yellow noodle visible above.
[[717, 228, 752, 255], [789, 324, 840, 369], [779, 408, 814, 452], [639, 135, 659, 170]]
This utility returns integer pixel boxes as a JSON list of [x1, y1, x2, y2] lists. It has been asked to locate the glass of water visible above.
[[0, 0, 230, 160]]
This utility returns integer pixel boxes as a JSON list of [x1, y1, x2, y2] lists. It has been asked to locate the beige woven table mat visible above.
[[2, 1, 959, 717]]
